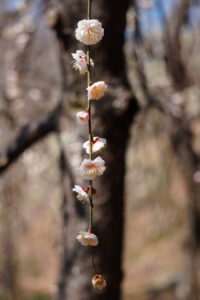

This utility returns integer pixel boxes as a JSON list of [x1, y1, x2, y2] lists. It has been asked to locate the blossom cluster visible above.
[[71, 14, 107, 289]]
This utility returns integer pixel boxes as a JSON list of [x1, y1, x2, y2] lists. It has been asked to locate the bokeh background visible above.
[[0, 0, 200, 299]]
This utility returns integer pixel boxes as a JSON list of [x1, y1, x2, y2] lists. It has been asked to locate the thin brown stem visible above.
[[91, 247, 97, 273], [87, 0, 94, 233], [86, 0, 96, 273], [87, 0, 92, 20]]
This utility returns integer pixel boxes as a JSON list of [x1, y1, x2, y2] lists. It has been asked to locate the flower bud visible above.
[[92, 274, 106, 289], [76, 110, 89, 123]]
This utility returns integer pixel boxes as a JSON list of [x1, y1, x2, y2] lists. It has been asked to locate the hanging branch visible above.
[[71, 0, 107, 290]]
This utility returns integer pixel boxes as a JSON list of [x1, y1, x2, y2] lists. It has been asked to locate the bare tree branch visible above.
[[164, 0, 192, 90], [0, 104, 61, 174]]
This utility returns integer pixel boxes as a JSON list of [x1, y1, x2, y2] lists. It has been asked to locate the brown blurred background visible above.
[[0, 0, 200, 299]]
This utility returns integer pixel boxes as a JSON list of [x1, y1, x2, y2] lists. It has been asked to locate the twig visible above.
[[0, 103, 61, 174]]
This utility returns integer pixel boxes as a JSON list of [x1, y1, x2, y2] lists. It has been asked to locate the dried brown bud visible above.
[[92, 274, 106, 289]]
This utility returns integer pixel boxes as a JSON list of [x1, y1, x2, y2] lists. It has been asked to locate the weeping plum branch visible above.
[[71, 0, 107, 290]]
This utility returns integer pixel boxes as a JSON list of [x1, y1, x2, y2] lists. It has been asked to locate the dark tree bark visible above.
[[52, 0, 139, 299]]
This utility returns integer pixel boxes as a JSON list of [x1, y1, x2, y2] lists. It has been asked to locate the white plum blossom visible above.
[[79, 156, 106, 180], [76, 110, 89, 123], [92, 274, 107, 289], [72, 185, 89, 202], [72, 50, 94, 74], [75, 19, 104, 45], [83, 137, 107, 154], [87, 81, 108, 100], [77, 231, 99, 246]]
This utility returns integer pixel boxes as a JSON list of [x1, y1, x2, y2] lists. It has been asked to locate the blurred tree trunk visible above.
[[164, 0, 192, 90], [169, 117, 200, 299], [53, 0, 139, 299], [0, 174, 19, 300], [163, 1, 200, 297]]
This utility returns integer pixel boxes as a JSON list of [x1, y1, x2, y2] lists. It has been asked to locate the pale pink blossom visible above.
[[71, 50, 94, 74], [92, 274, 107, 289], [72, 185, 89, 202], [77, 231, 98, 246], [79, 157, 106, 180], [75, 19, 104, 45], [76, 110, 89, 123], [83, 137, 107, 154], [87, 81, 108, 100]]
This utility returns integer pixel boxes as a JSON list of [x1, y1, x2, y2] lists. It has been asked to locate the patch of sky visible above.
[[125, 0, 200, 39]]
